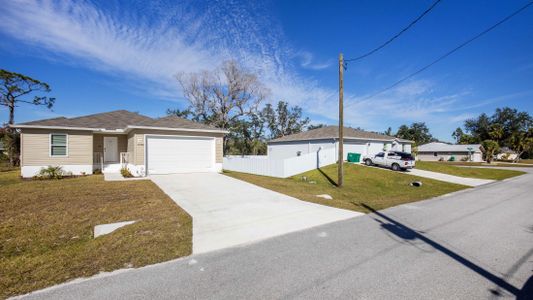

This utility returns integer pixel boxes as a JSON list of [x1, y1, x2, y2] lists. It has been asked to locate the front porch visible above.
[[93, 152, 130, 173], [93, 133, 131, 174]]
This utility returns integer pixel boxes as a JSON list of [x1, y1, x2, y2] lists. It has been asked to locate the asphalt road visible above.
[[18, 168, 533, 299]]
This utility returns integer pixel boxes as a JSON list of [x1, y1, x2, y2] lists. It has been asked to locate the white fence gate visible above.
[[223, 147, 336, 178]]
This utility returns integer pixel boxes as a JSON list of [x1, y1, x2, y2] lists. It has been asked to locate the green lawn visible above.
[[516, 159, 533, 164], [433, 161, 533, 168], [0, 170, 192, 299], [415, 161, 525, 180], [225, 163, 467, 213]]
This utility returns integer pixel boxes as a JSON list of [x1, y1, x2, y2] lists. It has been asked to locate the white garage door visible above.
[[146, 136, 214, 174]]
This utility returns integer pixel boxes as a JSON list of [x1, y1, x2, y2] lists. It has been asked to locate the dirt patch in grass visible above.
[[225, 163, 467, 213], [0, 170, 192, 298], [415, 161, 525, 180]]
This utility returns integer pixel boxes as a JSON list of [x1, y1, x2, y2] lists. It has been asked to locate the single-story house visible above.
[[417, 142, 484, 162], [11, 110, 227, 178], [267, 126, 414, 160], [496, 147, 518, 161]]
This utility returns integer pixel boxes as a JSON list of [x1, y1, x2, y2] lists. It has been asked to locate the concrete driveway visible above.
[[404, 168, 494, 186], [150, 173, 361, 253]]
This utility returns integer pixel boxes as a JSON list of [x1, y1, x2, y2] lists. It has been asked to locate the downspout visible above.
[[334, 138, 338, 161]]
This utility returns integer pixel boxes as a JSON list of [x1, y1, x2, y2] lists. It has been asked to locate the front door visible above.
[[103, 137, 118, 162]]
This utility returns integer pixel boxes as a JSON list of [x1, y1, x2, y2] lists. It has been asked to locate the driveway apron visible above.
[[150, 173, 362, 253]]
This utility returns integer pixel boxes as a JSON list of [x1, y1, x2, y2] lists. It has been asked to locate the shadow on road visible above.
[[361, 203, 531, 297]]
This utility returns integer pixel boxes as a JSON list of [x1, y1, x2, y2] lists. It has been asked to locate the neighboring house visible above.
[[267, 126, 414, 160], [11, 110, 227, 178], [496, 147, 518, 161], [417, 142, 484, 162]]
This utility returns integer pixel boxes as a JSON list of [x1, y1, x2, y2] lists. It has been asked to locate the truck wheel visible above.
[[391, 163, 400, 171], [365, 159, 372, 166]]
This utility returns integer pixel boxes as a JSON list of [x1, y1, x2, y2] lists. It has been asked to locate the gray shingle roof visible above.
[[138, 115, 219, 130], [269, 126, 413, 143], [418, 142, 483, 152], [15, 110, 222, 132]]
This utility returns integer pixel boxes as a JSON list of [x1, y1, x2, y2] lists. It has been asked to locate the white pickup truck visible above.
[[364, 151, 416, 171]]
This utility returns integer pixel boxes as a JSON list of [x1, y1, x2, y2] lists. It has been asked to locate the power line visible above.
[[344, 0, 442, 63], [346, 1, 533, 107]]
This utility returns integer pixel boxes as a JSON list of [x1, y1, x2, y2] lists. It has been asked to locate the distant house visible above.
[[496, 147, 518, 161], [417, 142, 484, 162], [267, 126, 414, 160]]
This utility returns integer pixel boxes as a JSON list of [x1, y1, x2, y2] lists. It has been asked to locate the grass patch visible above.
[[416, 161, 525, 180], [434, 161, 533, 168], [515, 159, 533, 164], [225, 163, 467, 213], [0, 170, 192, 298]]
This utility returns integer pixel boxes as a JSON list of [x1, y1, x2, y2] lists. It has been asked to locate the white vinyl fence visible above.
[[223, 147, 336, 178]]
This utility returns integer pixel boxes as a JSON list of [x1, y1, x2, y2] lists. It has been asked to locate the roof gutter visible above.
[[125, 125, 229, 134], [10, 124, 101, 131], [268, 136, 415, 144]]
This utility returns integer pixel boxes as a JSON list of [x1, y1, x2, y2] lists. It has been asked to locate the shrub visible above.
[[36, 166, 64, 180], [93, 168, 102, 175], [460, 156, 469, 162], [120, 167, 133, 178]]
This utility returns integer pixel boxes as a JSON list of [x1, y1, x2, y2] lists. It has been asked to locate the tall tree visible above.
[[461, 107, 531, 147], [1, 69, 55, 125], [166, 108, 192, 119], [383, 127, 393, 136], [0, 69, 55, 166], [464, 113, 491, 142], [509, 129, 533, 162], [452, 127, 464, 144], [481, 140, 500, 164], [261, 101, 310, 139], [395, 122, 433, 145], [175, 60, 269, 152], [308, 123, 327, 131], [488, 123, 504, 142]]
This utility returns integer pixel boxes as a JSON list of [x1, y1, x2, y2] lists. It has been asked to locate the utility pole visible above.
[[338, 53, 344, 187]]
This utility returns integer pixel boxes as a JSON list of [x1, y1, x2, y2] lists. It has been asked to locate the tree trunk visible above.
[[8, 102, 15, 125], [7, 99, 17, 166], [513, 151, 524, 163]]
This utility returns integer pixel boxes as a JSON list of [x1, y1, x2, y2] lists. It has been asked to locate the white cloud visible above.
[[296, 51, 333, 70]]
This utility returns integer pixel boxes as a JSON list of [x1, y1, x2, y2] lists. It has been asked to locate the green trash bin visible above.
[[347, 152, 361, 163]]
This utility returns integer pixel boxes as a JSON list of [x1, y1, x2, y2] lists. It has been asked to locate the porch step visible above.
[[102, 163, 121, 173]]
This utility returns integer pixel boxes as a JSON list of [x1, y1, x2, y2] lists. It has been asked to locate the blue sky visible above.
[[1, 0, 532, 142]]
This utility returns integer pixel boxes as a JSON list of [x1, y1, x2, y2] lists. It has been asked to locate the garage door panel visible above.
[[147, 136, 213, 174]]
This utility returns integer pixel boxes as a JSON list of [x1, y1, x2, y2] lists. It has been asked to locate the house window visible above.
[[433, 152, 438, 157], [296, 151, 302, 157], [50, 134, 68, 156]]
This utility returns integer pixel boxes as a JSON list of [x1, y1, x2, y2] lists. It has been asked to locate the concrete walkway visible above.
[[150, 173, 361, 254], [404, 168, 494, 186]]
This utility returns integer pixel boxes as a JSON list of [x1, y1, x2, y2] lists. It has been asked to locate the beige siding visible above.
[[21, 129, 93, 166], [127, 132, 135, 163], [417, 152, 471, 161], [130, 129, 224, 165], [93, 134, 127, 155]]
